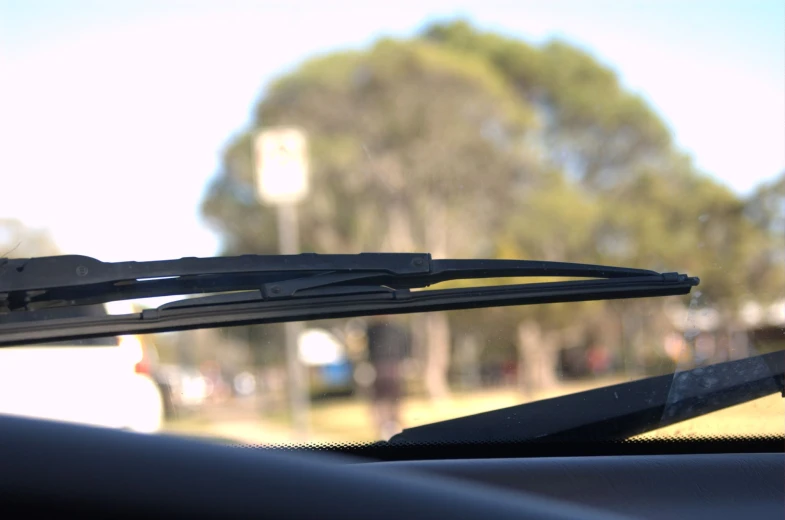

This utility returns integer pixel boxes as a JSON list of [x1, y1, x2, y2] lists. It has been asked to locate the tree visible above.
[[423, 21, 781, 378], [423, 20, 672, 190], [203, 39, 536, 399], [201, 21, 781, 397], [744, 172, 785, 303]]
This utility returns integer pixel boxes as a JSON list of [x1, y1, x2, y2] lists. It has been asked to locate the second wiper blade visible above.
[[388, 349, 785, 444]]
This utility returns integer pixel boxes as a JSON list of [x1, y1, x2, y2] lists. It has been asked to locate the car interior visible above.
[[1, 413, 781, 519], [2, 3, 783, 519]]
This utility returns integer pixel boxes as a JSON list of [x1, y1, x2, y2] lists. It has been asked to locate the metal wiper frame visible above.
[[0, 253, 699, 346]]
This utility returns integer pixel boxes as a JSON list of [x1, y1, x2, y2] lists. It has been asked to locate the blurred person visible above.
[[586, 344, 612, 375], [365, 315, 410, 440]]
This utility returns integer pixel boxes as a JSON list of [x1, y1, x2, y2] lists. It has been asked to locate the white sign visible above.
[[297, 328, 345, 366], [254, 127, 309, 205]]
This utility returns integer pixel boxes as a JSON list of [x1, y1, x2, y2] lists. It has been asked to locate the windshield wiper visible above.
[[388, 349, 785, 444], [0, 253, 698, 346]]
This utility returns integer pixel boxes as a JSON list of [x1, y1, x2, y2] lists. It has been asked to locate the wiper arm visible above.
[[388, 349, 785, 444], [0, 253, 698, 346], [0, 253, 669, 309]]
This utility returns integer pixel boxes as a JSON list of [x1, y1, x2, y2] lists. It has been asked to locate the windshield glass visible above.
[[1, 2, 783, 446]]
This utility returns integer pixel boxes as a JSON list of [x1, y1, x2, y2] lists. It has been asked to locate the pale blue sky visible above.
[[1, 1, 783, 261]]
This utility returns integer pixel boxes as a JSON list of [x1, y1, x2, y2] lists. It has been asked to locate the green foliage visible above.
[[423, 21, 672, 189], [249, 39, 538, 257], [200, 20, 782, 367], [743, 172, 785, 302]]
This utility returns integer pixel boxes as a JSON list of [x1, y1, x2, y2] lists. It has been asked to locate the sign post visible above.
[[254, 127, 310, 439]]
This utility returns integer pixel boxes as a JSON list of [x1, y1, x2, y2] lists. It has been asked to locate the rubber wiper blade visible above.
[[387, 349, 785, 444], [0, 253, 676, 311], [0, 253, 698, 346]]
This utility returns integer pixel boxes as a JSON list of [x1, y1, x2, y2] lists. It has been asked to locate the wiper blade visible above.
[[388, 349, 785, 444], [0, 253, 698, 346], [0, 253, 668, 309]]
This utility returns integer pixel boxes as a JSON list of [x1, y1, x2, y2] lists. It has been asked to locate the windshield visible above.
[[0, 2, 783, 447]]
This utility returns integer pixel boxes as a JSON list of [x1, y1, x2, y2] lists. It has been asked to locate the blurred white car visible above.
[[0, 305, 165, 433]]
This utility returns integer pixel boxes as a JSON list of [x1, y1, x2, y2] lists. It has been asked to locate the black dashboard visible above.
[[0, 415, 781, 519]]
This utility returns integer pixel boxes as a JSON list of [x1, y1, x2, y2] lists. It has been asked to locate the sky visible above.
[[1, 0, 783, 262]]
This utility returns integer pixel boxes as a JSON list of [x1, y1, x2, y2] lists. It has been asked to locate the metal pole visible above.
[[277, 202, 309, 438]]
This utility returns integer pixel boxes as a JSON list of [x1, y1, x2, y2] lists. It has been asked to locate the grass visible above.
[[635, 392, 784, 439], [162, 376, 784, 445]]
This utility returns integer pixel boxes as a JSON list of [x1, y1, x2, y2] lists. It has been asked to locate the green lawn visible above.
[[161, 376, 784, 445]]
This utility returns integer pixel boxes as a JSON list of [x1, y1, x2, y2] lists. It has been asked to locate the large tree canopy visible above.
[[201, 21, 784, 393], [207, 39, 537, 258]]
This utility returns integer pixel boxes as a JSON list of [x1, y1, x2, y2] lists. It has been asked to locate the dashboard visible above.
[[0, 414, 781, 519], [367, 453, 784, 519]]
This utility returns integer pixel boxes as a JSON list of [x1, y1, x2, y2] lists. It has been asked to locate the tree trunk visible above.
[[620, 307, 647, 376], [382, 201, 416, 252], [455, 334, 481, 390], [424, 311, 451, 400], [517, 321, 558, 397], [422, 200, 452, 401]]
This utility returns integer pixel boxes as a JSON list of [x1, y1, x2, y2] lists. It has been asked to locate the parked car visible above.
[[0, 305, 165, 433]]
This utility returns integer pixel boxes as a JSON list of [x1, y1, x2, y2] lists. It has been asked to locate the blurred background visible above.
[[0, 0, 783, 444]]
